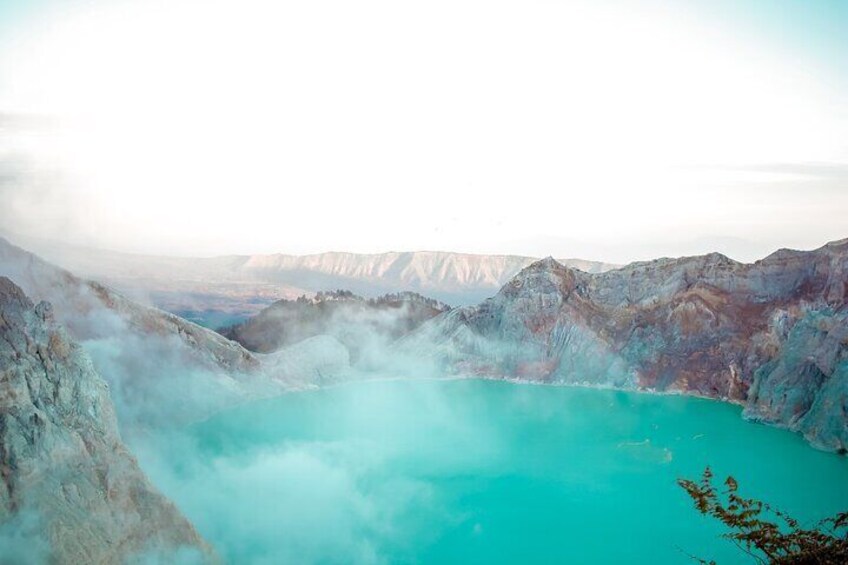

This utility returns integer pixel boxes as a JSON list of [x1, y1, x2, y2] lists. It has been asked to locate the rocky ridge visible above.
[[0, 237, 307, 427], [222, 289, 450, 355], [403, 239, 848, 451]]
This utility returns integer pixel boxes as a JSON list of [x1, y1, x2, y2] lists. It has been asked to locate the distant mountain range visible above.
[[4, 233, 618, 327]]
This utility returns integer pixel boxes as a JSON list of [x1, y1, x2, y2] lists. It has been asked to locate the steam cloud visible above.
[[125, 380, 514, 564]]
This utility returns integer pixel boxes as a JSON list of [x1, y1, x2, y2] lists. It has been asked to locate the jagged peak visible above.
[[683, 251, 741, 271], [822, 237, 848, 251], [523, 256, 567, 273], [700, 251, 736, 264], [761, 247, 803, 262], [496, 256, 582, 299], [510, 256, 585, 285], [613, 251, 739, 275], [758, 237, 848, 264]]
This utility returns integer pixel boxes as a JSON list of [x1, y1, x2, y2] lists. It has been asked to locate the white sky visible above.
[[0, 0, 846, 263]]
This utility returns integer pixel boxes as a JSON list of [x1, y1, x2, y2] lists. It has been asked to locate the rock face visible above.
[[405, 239, 848, 451], [223, 290, 450, 356], [0, 238, 286, 427], [0, 277, 209, 563]]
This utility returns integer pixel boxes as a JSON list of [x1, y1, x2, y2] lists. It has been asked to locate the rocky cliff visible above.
[[403, 239, 848, 451], [0, 277, 210, 563]]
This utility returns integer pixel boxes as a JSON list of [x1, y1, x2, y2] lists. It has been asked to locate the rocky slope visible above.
[[0, 237, 288, 427], [0, 238, 257, 372], [0, 277, 210, 563], [223, 290, 450, 357], [403, 239, 848, 451]]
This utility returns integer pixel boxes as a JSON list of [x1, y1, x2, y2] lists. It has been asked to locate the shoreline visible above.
[[182, 370, 842, 456]]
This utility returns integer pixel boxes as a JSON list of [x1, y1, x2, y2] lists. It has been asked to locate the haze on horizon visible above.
[[0, 0, 846, 264]]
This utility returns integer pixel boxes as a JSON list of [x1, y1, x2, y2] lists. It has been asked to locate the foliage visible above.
[[678, 467, 848, 564]]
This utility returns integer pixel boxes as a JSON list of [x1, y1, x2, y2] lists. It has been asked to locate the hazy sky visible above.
[[0, 0, 846, 263]]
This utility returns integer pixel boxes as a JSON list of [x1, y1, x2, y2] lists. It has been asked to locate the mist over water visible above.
[[131, 380, 848, 564]]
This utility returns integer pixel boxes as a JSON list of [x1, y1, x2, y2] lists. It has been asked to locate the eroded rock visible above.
[[0, 277, 211, 563]]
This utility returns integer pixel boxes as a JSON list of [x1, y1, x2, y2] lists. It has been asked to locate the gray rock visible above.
[[0, 277, 211, 563]]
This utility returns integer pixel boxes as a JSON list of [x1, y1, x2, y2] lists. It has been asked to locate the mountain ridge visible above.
[[2, 234, 620, 325], [0, 237, 290, 428], [401, 237, 848, 451]]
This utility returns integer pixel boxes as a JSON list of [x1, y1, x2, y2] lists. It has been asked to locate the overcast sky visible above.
[[0, 0, 846, 263]]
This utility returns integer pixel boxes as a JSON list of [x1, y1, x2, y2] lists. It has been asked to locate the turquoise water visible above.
[[141, 380, 848, 564]]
